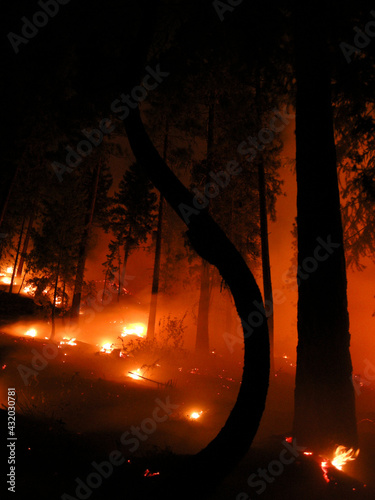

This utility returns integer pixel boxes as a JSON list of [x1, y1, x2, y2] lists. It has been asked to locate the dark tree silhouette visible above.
[[124, 106, 270, 482], [293, 3, 357, 450]]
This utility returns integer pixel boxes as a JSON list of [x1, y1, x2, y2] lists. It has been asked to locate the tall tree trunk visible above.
[[147, 121, 168, 340], [195, 99, 215, 355], [147, 195, 163, 340], [257, 160, 275, 375], [9, 216, 26, 294], [71, 162, 101, 321], [124, 106, 270, 479], [0, 164, 19, 246], [118, 229, 132, 302], [195, 259, 210, 353], [255, 67, 275, 375], [51, 253, 61, 340], [16, 211, 35, 278], [17, 267, 28, 295], [293, 3, 357, 451]]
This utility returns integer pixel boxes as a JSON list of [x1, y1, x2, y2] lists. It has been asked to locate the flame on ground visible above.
[[331, 445, 359, 471], [60, 337, 77, 346], [25, 328, 37, 338], [101, 343, 114, 354], [190, 411, 203, 420], [128, 369, 142, 380], [121, 323, 146, 338]]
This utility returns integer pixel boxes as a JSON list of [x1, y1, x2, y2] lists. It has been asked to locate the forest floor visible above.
[[0, 324, 374, 500]]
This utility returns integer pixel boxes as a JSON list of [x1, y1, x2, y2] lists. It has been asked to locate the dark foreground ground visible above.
[[0, 325, 374, 500]]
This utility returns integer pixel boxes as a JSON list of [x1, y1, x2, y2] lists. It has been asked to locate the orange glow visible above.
[[60, 337, 77, 346], [331, 445, 359, 471], [25, 328, 37, 338], [6, 267, 13, 274], [100, 343, 114, 354], [2, 277, 11, 284], [121, 323, 146, 338]]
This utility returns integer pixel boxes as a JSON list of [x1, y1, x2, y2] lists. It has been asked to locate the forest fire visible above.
[[121, 323, 146, 338], [25, 328, 37, 337]]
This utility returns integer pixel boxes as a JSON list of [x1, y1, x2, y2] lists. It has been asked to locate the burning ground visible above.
[[0, 321, 374, 500]]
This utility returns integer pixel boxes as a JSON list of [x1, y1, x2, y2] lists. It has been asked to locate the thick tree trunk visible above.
[[124, 107, 270, 476], [71, 163, 101, 321], [293, 4, 357, 451]]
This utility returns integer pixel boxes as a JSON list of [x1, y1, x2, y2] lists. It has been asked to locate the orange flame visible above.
[[121, 323, 146, 338], [100, 343, 114, 354], [25, 328, 37, 338], [331, 446, 359, 471], [190, 411, 203, 420], [60, 337, 77, 346], [128, 369, 142, 380]]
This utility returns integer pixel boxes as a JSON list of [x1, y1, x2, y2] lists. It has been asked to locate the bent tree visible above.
[[124, 106, 270, 478], [293, 4, 357, 450]]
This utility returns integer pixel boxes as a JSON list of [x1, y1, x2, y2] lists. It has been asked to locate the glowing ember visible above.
[[331, 446, 359, 471], [190, 411, 203, 420], [121, 323, 146, 338], [128, 369, 142, 380], [101, 343, 114, 354], [6, 267, 13, 274], [303, 451, 313, 456], [321, 460, 330, 483], [23, 285, 36, 294], [2, 277, 11, 284], [25, 328, 37, 338], [60, 337, 77, 346]]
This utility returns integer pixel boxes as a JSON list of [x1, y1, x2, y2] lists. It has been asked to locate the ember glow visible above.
[[121, 323, 146, 338], [25, 328, 37, 337], [331, 445, 360, 470], [189, 411, 203, 420]]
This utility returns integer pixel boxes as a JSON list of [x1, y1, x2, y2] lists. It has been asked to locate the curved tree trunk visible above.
[[124, 107, 270, 477]]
